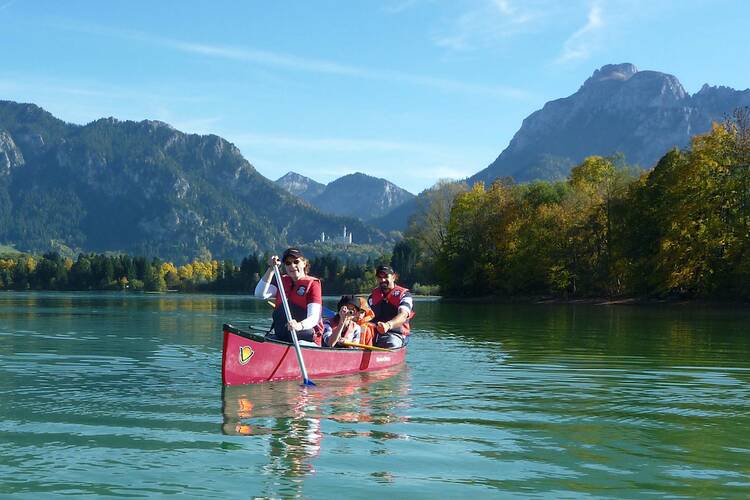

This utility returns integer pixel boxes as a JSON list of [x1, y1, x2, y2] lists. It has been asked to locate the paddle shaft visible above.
[[340, 341, 393, 352], [273, 264, 314, 385]]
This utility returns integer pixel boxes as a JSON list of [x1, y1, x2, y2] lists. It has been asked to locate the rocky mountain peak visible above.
[[91, 117, 121, 126], [312, 172, 414, 220], [469, 63, 749, 185], [582, 63, 639, 87], [276, 170, 415, 221], [577, 63, 686, 106], [275, 171, 326, 201], [694, 83, 747, 100], [0, 100, 58, 123], [277, 171, 314, 185], [142, 119, 174, 130]]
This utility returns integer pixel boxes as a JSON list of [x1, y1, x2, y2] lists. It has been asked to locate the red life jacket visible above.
[[356, 309, 376, 346], [275, 275, 324, 335], [368, 285, 413, 336]]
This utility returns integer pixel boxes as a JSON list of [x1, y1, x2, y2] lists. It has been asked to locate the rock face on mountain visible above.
[[0, 100, 385, 261], [470, 63, 750, 184], [0, 131, 25, 175], [275, 171, 325, 202], [310, 173, 414, 220]]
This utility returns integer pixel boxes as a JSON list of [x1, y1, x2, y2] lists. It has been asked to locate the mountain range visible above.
[[0, 100, 385, 262], [276, 171, 414, 221], [470, 63, 750, 185], [1, 62, 748, 257]]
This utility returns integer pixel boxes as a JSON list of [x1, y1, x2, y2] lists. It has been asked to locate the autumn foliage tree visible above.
[[401, 109, 750, 300]]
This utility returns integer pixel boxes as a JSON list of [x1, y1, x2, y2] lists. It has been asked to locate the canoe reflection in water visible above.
[[221, 364, 410, 478]]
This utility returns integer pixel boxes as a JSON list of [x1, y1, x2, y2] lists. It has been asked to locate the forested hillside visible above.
[[0, 100, 386, 262]]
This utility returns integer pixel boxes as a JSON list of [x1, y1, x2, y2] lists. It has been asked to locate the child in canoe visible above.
[[323, 295, 375, 348]]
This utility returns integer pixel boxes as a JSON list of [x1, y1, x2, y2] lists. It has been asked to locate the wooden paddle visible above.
[[340, 341, 393, 352], [273, 264, 315, 386]]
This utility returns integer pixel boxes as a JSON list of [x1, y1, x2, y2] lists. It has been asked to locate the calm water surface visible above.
[[1, 292, 749, 498]]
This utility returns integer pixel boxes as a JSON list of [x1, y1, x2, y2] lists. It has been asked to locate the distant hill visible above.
[[275, 171, 325, 202], [470, 63, 750, 184], [276, 171, 415, 221], [0, 100, 386, 261], [369, 197, 418, 233], [311, 173, 414, 220]]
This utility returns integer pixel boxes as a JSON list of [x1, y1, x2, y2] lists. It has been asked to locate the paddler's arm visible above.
[[325, 318, 345, 347], [325, 307, 353, 346], [378, 308, 409, 333], [377, 294, 413, 333], [287, 279, 322, 332], [289, 303, 321, 331], [254, 255, 280, 298]]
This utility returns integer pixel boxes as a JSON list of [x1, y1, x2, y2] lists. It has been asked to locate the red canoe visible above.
[[222, 323, 407, 385]]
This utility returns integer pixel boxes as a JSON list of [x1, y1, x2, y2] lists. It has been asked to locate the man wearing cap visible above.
[[367, 265, 414, 348], [254, 247, 324, 345]]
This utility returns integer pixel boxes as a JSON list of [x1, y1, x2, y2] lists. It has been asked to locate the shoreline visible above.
[[3, 289, 748, 307], [439, 295, 750, 307]]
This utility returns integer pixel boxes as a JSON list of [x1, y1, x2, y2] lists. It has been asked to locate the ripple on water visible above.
[[3, 295, 750, 497]]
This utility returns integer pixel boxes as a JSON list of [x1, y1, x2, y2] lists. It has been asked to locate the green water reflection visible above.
[[1, 292, 749, 497]]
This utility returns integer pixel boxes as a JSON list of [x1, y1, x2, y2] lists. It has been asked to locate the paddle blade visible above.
[[302, 378, 316, 386]]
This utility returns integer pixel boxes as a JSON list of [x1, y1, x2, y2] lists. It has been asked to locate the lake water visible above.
[[1, 292, 749, 498]]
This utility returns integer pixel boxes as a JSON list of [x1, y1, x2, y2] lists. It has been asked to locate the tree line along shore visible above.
[[0, 250, 440, 296]]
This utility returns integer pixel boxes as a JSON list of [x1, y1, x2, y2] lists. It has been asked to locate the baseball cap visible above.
[[282, 248, 304, 261], [376, 265, 394, 275]]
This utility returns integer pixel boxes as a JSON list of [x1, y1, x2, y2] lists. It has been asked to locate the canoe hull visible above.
[[222, 324, 407, 385]]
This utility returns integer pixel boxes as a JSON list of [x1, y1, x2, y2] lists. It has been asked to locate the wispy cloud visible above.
[[56, 21, 531, 100], [382, 0, 427, 14], [434, 0, 543, 52], [171, 37, 528, 99], [555, 2, 605, 64], [491, 0, 538, 25], [231, 132, 435, 154], [0, 73, 208, 105], [168, 40, 365, 78]]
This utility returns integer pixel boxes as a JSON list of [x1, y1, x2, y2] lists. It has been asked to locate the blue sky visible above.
[[1, 1, 749, 194]]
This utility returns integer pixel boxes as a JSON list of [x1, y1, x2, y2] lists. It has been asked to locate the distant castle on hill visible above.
[[318, 226, 352, 245]]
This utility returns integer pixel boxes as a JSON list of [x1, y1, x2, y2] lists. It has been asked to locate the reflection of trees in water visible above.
[[425, 302, 750, 363], [221, 365, 411, 492]]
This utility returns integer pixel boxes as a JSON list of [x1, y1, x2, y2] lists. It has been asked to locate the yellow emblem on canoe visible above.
[[239, 345, 255, 365]]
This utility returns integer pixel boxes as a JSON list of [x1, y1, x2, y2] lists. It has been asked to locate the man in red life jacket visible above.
[[367, 265, 413, 348]]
